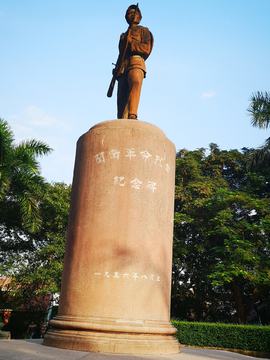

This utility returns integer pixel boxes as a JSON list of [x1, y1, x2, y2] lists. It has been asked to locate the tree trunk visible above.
[[232, 279, 246, 324], [232, 278, 260, 325]]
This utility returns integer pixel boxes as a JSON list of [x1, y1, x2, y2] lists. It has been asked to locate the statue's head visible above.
[[125, 5, 142, 25]]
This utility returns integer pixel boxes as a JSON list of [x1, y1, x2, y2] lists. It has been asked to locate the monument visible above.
[[43, 4, 180, 355], [107, 4, 153, 119]]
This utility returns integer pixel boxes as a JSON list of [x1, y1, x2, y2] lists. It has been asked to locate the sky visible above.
[[1, 0, 270, 185]]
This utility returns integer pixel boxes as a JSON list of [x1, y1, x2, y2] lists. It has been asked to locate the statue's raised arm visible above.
[[107, 4, 153, 120]]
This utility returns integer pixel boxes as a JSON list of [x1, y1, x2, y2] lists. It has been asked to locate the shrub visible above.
[[171, 321, 270, 352]]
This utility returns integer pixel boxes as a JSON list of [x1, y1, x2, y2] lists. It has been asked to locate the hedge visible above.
[[171, 321, 270, 353]]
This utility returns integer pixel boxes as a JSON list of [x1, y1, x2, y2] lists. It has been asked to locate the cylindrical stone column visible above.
[[44, 120, 180, 355]]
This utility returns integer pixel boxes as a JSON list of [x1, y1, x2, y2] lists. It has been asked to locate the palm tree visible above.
[[0, 118, 52, 232], [246, 92, 270, 171], [248, 91, 270, 129]]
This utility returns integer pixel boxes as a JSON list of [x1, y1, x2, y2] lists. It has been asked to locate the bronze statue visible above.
[[107, 4, 153, 119]]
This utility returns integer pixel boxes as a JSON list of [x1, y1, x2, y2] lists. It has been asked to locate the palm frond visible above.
[[19, 139, 53, 157], [18, 189, 43, 233], [245, 137, 270, 172], [12, 146, 40, 174], [0, 119, 15, 194], [1, 118, 52, 232], [247, 91, 270, 129]]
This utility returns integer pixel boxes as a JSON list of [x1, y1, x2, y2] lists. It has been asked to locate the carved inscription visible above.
[[94, 148, 170, 172], [94, 147, 171, 193], [95, 152, 105, 163], [130, 178, 143, 190], [94, 271, 161, 282], [109, 149, 120, 159], [114, 176, 126, 186], [146, 181, 157, 193], [125, 148, 136, 160]]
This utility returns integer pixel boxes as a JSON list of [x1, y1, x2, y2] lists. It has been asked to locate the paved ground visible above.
[[0, 339, 261, 360]]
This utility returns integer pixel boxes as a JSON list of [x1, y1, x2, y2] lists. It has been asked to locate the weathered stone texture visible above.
[[44, 120, 180, 354]]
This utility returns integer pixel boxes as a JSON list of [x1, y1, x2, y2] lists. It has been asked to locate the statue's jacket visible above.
[[118, 25, 153, 78]]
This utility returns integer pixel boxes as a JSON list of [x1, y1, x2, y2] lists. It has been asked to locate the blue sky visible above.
[[1, 0, 270, 184]]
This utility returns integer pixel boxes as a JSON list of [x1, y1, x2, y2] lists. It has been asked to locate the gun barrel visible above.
[[107, 76, 115, 98]]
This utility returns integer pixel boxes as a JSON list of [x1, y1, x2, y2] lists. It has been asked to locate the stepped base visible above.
[[43, 316, 180, 355]]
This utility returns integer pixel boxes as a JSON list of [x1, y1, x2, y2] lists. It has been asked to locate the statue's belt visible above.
[[119, 55, 146, 76]]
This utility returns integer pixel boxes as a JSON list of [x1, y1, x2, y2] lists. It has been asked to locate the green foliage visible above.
[[1, 182, 71, 309], [171, 320, 270, 352], [0, 119, 70, 310], [0, 118, 52, 232], [173, 144, 270, 324], [25, 181, 71, 295], [245, 138, 270, 173], [246, 92, 270, 172], [247, 91, 270, 130]]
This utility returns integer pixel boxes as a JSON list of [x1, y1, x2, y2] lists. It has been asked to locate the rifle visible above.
[[107, 3, 139, 98]]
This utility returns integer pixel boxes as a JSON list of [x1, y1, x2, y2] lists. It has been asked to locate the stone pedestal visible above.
[[43, 120, 180, 355]]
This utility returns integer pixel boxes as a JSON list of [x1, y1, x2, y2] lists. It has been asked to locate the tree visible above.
[[0, 120, 71, 311], [0, 118, 52, 232], [0, 182, 71, 310], [17, 182, 71, 295], [246, 92, 270, 172], [172, 145, 270, 324]]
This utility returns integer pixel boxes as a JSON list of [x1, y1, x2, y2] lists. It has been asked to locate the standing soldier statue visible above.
[[107, 4, 153, 119]]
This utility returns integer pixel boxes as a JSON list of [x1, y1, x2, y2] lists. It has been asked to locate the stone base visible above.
[[43, 315, 180, 355], [43, 121, 180, 355], [43, 330, 180, 355]]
